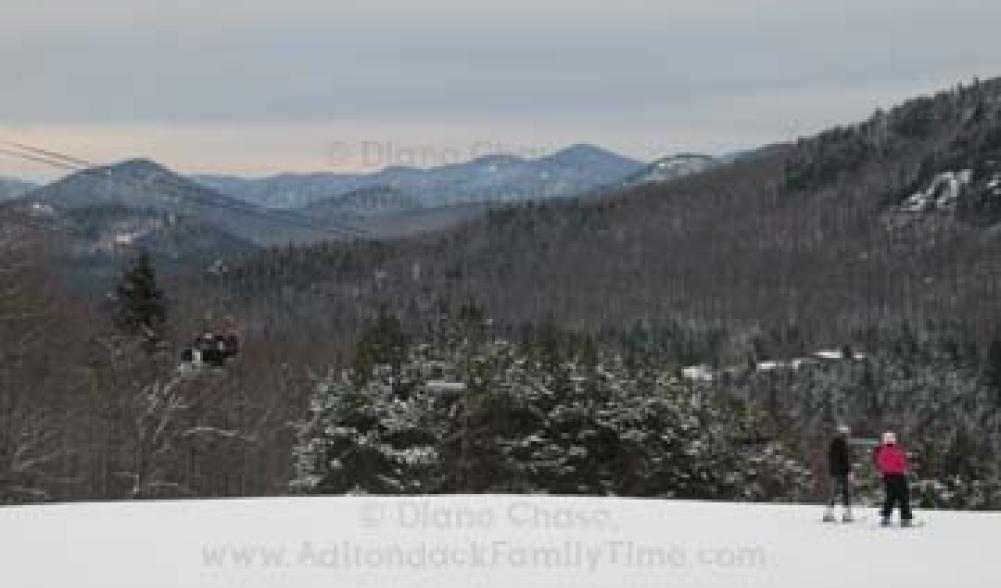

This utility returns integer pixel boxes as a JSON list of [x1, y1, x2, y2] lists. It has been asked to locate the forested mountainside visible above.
[[50, 205, 257, 288], [1, 148, 646, 288], [0, 159, 345, 287], [223, 79, 1001, 359], [10, 159, 336, 245], [7, 78, 1001, 507]]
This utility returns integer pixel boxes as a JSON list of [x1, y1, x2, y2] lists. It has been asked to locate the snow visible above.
[[1, 496, 997, 588], [756, 360, 805, 372], [206, 259, 229, 276], [756, 360, 786, 372], [681, 364, 714, 382], [91, 228, 152, 252], [114, 232, 140, 246], [756, 351, 866, 373], [628, 154, 717, 186], [789, 358, 813, 370], [901, 170, 973, 212], [424, 380, 469, 394], [989, 174, 1001, 197], [28, 202, 55, 216]]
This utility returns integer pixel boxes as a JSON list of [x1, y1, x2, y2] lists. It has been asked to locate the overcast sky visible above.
[[3, 0, 1001, 180]]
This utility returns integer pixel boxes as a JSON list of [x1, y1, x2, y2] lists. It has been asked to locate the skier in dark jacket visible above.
[[875, 430, 913, 527], [823, 424, 854, 522]]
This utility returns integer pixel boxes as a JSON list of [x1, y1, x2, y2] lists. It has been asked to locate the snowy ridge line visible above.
[[2, 496, 1000, 588]]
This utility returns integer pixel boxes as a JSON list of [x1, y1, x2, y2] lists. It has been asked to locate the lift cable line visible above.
[[0, 147, 85, 237], [4, 141, 95, 168], [1, 139, 369, 237], [0, 140, 369, 238], [0, 145, 82, 172]]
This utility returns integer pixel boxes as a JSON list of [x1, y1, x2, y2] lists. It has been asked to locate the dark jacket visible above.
[[828, 436, 852, 476]]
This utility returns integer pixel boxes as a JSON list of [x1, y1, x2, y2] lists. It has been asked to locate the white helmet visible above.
[[882, 431, 897, 445], [836, 424, 851, 435]]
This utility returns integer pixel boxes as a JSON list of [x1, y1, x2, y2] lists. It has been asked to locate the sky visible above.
[[2, 0, 1001, 180]]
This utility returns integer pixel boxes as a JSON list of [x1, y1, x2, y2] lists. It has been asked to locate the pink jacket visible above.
[[875, 444, 908, 475]]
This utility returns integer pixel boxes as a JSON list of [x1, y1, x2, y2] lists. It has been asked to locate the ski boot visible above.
[[842, 510, 854, 523], [901, 519, 913, 528], [822, 508, 836, 523], [880, 516, 891, 527]]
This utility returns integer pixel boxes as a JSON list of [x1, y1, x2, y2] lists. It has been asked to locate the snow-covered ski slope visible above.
[[1, 496, 999, 588]]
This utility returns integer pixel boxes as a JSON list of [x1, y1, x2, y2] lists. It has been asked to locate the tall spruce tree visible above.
[[351, 309, 409, 385], [984, 339, 1001, 407], [113, 249, 166, 344]]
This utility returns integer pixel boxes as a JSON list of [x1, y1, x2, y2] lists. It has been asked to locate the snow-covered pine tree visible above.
[[292, 315, 814, 500], [291, 366, 443, 495]]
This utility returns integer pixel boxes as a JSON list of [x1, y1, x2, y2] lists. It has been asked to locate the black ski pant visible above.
[[827, 474, 851, 508], [881, 474, 913, 521]]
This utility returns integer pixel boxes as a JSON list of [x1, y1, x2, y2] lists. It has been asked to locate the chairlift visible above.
[[180, 330, 240, 370]]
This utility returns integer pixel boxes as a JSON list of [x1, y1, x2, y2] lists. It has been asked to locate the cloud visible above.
[[1, 0, 1000, 178]]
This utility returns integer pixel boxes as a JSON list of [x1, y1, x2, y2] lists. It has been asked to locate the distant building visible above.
[[680, 365, 714, 382]]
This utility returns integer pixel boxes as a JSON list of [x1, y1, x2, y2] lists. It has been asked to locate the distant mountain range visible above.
[[1, 144, 724, 286], [2, 136, 859, 283], [10, 148, 633, 253], [196, 144, 645, 210], [9, 158, 339, 243], [1, 161, 277, 285], [301, 186, 420, 221], [0, 177, 36, 201]]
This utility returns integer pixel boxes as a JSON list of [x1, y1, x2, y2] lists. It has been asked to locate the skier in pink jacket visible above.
[[874, 431, 913, 526]]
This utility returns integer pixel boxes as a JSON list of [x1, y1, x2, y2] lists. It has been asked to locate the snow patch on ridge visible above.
[[626, 153, 717, 187], [901, 170, 973, 212], [29, 202, 55, 217], [987, 173, 1001, 197]]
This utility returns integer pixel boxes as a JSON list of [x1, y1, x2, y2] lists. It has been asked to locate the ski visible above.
[[821, 516, 865, 524], [877, 520, 925, 529]]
